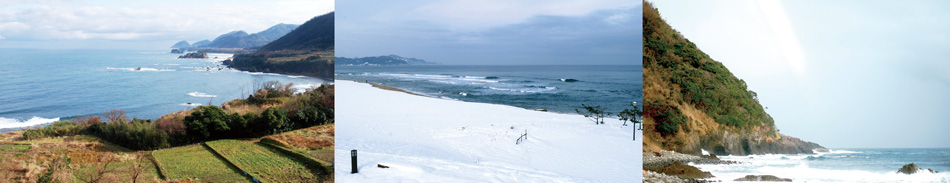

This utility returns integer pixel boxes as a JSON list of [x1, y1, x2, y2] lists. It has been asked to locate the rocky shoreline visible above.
[[644, 150, 738, 169], [644, 150, 738, 182]]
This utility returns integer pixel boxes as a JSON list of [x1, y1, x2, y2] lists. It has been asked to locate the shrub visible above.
[[645, 101, 687, 137], [87, 118, 170, 150], [22, 121, 86, 140]]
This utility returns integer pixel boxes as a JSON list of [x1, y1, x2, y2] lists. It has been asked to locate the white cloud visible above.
[[351, 0, 635, 31], [0, 35, 4, 39], [0, 0, 333, 41]]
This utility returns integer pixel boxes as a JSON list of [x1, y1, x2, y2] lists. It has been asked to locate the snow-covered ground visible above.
[[335, 80, 642, 182]]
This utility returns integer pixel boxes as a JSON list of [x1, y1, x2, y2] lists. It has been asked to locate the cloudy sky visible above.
[[336, 0, 640, 65], [0, 0, 333, 49], [651, 0, 950, 148]]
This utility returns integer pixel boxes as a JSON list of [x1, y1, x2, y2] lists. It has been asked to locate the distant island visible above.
[[335, 54, 437, 66], [224, 12, 335, 79]]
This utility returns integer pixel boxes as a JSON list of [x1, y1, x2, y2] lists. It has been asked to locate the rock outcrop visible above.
[[734, 175, 792, 182], [645, 162, 714, 179], [688, 133, 823, 156], [898, 163, 939, 174], [178, 52, 208, 59]]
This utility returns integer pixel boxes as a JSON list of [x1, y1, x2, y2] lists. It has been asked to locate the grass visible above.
[[72, 157, 162, 182], [0, 144, 30, 151], [307, 149, 334, 167], [263, 124, 334, 150], [152, 144, 250, 182], [205, 139, 321, 183]]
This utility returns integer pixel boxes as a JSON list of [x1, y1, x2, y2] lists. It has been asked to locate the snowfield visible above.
[[335, 80, 642, 182]]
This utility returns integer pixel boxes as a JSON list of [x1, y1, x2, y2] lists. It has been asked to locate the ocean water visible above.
[[0, 49, 327, 130], [694, 148, 950, 182], [336, 65, 641, 114]]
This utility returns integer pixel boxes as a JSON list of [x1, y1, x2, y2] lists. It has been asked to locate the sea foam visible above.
[[0, 116, 60, 129], [188, 92, 217, 98]]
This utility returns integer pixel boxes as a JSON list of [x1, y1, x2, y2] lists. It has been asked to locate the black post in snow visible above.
[[351, 149, 358, 174]]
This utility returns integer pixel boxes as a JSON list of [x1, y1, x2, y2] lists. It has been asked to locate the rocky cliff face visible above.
[[691, 132, 822, 156]]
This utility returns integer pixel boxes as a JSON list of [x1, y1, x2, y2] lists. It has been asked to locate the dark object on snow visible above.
[[377, 164, 390, 168], [351, 149, 358, 174]]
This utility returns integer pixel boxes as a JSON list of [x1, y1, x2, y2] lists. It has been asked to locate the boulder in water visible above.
[[898, 163, 938, 174], [734, 175, 792, 182]]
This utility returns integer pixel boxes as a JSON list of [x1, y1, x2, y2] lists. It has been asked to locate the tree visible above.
[[575, 104, 612, 125], [104, 109, 128, 123], [261, 107, 290, 134], [183, 106, 230, 140], [618, 102, 643, 141]]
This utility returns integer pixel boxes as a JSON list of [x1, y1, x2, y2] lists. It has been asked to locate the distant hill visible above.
[[191, 39, 212, 47], [172, 23, 299, 49], [336, 54, 436, 66], [226, 12, 334, 79], [207, 31, 269, 48], [642, 2, 821, 155], [171, 41, 191, 49], [256, 23, 299, 41]]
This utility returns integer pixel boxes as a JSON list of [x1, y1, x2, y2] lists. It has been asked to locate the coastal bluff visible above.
[[642, 1, 823, 156]]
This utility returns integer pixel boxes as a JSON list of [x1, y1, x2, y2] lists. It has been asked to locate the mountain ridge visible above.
[[335, 54, 436, 66], [171, 23, 299, 49], [225, 12, 334, 79]]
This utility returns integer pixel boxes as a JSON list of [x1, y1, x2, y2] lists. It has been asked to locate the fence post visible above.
[[351, 149, 358, 174]]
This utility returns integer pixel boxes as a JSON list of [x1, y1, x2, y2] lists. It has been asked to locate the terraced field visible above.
[[152, 144, 250, 182], [205, 139, 322, 183]]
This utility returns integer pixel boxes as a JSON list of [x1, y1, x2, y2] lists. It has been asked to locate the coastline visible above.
[[336, 79, 616, 116], [334, 79, 641, 182]]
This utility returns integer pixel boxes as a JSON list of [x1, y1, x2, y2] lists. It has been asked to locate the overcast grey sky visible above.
[[0, 0, 333, 49], [651, 0, 950, 148], [336, 0, 640, 65]]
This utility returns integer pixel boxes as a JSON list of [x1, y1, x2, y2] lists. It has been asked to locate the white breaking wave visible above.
[[292, 83, 322, 94], [188, 92, 217, 98], [0, 116, 60, 129], [695, 149, 950, 182], [180, 103, 202, 107], [106, 67, 175, 72], [288, 75, 308, 78]]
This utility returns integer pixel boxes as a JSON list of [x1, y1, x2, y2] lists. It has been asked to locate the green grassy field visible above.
[[152, 144, 250, 182], [205, 139, 321, 183]]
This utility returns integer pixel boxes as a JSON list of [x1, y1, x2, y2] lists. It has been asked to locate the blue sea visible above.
[[0, 49, 327, 130], [695, 148, 950, 182], [336, 65, 641, 114]]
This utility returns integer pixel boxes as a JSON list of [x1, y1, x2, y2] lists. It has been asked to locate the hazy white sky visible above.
[[337, 0, 640, 65], [651, 0, 950, 148], [0, 0, 333, 49]]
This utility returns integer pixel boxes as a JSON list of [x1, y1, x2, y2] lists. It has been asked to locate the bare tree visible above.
[[103, 109, 128, 123], [79, 153, 118, 183], [128, 154, 149, 183]]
